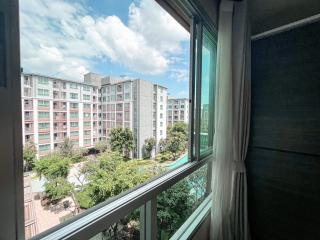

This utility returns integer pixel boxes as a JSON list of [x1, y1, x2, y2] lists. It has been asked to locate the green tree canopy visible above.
[[109, 127, 135, 158], [44, 177, 74, 201], [168, 122, 188, 138], [79, 152, 156, 207], [95, 140, 109, 153], [23, 141, 36, 171], [34, 154, 70, 180], [166, 132, 187, 160]]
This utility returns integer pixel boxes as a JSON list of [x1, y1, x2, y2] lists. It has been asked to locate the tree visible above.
[[157, 166, 207, 239], [23, 141, 36, 171], [44, 177, 74, 201], [34, 154, 72, 201], [78, 152, 156, 207], [144, 137, 156, 159], [168, 122, 188, 138], [166, 132, 187, 160], [157, 180, 193, 239], [34, 154, 70, 180], [109, 127, 135, 158], [94, 140, 109, 153], [59, 137, 74, 157]]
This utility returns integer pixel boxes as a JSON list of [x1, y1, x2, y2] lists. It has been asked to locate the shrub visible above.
[[155, 152, 172, 163], [70, 147, 88, 163], [44, 177, 74, 201], [75, 188, 93, 209]]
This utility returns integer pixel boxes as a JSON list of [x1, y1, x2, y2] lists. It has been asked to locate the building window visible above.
[[70, 112, 79, 118], [38, 100, 49, 107], [69, 83, 78, 89], [38, 76, 49, 85], [124, 82, 130, 91], [37, 89, 49, 96], [116, 103, 123, 111], [70, 131, 79, 136], [83, 85, 91, 91], [16, 0, 218, 239], [84, 103, 91, 109], [117, 84, 123, 92], [84, 130, 91, 135], [38, 111, 49, 118], [38, 122, 49, 129], [83, 94, 91, 100], [39, 133, 50, 140], [39, 144, 50, 152], [70, 103, 78, 109], [70, 122, 78, 127], [124, 111, 130, 121]]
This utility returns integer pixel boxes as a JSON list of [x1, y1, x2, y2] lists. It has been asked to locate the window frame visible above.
[[1, 0, 217, 239]]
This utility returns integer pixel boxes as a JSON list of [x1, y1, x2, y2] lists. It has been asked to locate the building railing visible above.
[[33, 156, 210, 240], [24, 116, 34, 121]]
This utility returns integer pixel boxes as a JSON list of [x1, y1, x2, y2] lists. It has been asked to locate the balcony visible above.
[[53, 126, 67, 132], [24, 127, 34, 134], [24, 100, 33, 110], [24, 114, 33, 122], [53, 113, 67, 121], [53, 102, 67, 111]]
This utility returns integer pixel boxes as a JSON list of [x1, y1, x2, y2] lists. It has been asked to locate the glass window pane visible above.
[[157, 164, 208, 239], [200, 29, 216, 154], [90, 207, 141, 240]]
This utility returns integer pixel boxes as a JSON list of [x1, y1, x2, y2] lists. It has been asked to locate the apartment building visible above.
[[167, 98, 189, 127], [87, 74, 167, 158], [22, 73, 99, 156]]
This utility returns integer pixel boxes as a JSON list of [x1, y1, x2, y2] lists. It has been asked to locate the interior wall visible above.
[[197, 0, 219, 26], [191, 214, 210, 240], [247, 21, 320, 239]]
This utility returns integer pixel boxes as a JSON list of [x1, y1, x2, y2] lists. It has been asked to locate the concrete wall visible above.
[[136, 80, 154, 158]]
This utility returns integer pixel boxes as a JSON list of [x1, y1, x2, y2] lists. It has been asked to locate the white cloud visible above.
[[170, 68, 189, 82], [129, 0, 189, 54], [20, 0, 189, 80]]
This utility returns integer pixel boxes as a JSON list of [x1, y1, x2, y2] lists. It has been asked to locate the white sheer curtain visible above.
[[210, 0, 251, 239]]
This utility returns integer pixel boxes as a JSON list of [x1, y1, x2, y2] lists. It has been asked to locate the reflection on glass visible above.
[[200, 29, 216, 154], [90, 207, 141, 240], [21, 0, 190, 237], [157, 164, 208, 239]]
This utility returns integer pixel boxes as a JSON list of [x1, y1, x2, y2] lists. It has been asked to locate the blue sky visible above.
[[20, 0, 190, 98]]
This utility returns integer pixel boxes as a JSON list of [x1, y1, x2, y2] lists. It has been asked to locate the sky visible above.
[[19, 0, 190, 98]]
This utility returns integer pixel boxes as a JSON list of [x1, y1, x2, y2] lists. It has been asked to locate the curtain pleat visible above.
[[210, 0, 251, 239]]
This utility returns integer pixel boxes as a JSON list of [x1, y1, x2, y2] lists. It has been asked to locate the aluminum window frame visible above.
[[0, 0, 217, 239]]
